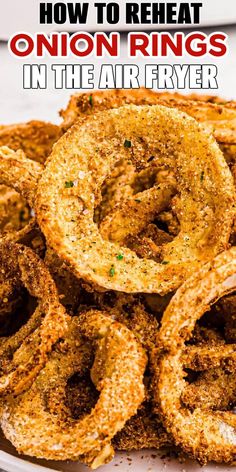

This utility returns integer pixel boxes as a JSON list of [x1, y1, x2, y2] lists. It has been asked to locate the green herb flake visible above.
[[135, 199, 141, 203], [116, 254, 124, 261], [89, 95, 93, 106], [200, 171, 204, 182], [109, 265, 115, 277], [65, 181, 74, 188], [161, 260, 169, 265], [124, 139, 132, 148]]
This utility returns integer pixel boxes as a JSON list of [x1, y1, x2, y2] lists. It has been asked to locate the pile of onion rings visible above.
[[0, 89, 235, 469]]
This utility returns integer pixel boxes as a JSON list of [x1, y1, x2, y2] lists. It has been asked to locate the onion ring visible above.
[[61, 90, 236, 183], [36, 105, 235, 294], [157, 247, 236, 464], [96, 158, 135, 222], [0, 244, 24, 319], [157, 98, 236, 145], [0, 146, 80, 310], [0, 146, 42, 208], [44, 248, 81, 313], [181, 330, 236, 410], [183, 342, 236, 371], [0, 120, 61, 165], [100, 182, 176, 244], [99, 168, 176, 259], [0, 146, 43, 244], [60, 89, 232, 131], [0, 120, 60, 242], [0, 186, 30, 239], [1, 311, 147, 468], [60, 88, 167, 130], [0, 242, 69, 396], [69, 298, 167, 453], [61, 90, 236, 147], [182, 362, 236, 411]]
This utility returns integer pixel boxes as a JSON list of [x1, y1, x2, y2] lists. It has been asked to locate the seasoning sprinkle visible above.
[[65, 181, 74, 188], [124, 139, 132, 148], [116, 254, 124, 260], [109, 265, 115, 277]]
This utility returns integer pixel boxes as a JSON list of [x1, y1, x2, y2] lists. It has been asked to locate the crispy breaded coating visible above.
[[0, 121, 61, 165], [37, 105, 235, 294], [60, 89, 233, 131], [182, 363, 236, 411], [0, 121, 61, 241], [1, 312, 146, 468]]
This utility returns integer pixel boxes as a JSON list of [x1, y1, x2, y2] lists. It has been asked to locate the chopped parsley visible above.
[[200, 171, 204, 182], [65, 181, 74, 188], [135, 199, 141, 203], [161, 260, 169, 265], [124, 139, 132, 148], [109, 265, 115, 277], [116, 254, 124, 261], [89, 94, 93, 106]]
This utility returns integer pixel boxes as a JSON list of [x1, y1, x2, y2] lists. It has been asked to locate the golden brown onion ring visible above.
[[100, 183, 176, 244], [157, 247, 236, 464], [0, 147, 43, 244], [0, 242, 69, 396], [0, 146, 80, 309], [36, 105, 235, 294], [44, 248, 81, 313], [157, 98, 236, 145], [0, 147, 42, 208], [0, 244, 23, 319], [183, 343, 236, 371], [0, 120, 61, 242], [1, 311, 147, 468], [96, 158, 135, 222], [0, 187, 30, 237], [61, 90, 236, 181], [60, 88, 168, 130], [181, 336, 236, 410], [60, 89, 232, 131], [182, 363, 236, 411], [0, 120, 61, 165]]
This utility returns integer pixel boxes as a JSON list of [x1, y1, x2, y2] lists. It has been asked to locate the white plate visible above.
[[0, 432, 234, 472]]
